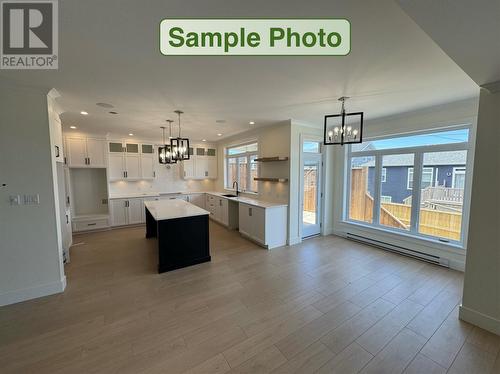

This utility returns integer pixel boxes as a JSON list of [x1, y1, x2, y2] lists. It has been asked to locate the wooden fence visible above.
[[350, 168, 462, 240], [303, 168, 317, 212]]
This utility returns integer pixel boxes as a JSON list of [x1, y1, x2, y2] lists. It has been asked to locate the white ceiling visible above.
[[0, 0, 479, 142], [398, 0, 500, 87]]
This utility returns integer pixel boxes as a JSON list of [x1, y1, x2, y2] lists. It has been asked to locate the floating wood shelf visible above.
[[254, 177, 288, 183], [254, 157, 289, 162]]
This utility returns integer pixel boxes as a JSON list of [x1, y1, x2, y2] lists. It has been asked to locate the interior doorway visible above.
[[301, 139, 323, 238]]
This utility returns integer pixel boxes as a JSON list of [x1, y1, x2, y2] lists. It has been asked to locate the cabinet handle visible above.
[[219, 200, 222, 206], [87, 223, 97, 226], [205, 171, 208, 177], [249, 207, 252, 216], [66, 196, 70, 205], [64, 157, 67, 164], [66, 214, 69, 224], [88, 157, 91, 165], [153, 171, 156, 178]]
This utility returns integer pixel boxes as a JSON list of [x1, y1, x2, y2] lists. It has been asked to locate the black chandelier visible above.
[[170, 110, 190, 161], [158, 120, 177, 164], [324, 96, 363, 146]]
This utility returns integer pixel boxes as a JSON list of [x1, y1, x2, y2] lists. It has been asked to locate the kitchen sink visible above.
[[222, 194, 238, 198]]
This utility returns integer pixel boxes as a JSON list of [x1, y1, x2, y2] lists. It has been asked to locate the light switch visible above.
[[23, 194, 40, 205]]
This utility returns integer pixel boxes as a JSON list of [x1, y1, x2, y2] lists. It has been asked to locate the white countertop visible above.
[[108, 191, 287, 209], [108, 191, 205, 200], [206, 192, 288, 209], [144, 199, 209, 221]]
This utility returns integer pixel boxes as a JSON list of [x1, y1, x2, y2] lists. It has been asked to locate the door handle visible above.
[[66, 214, 69, 224], [55, 145, 60, 157]]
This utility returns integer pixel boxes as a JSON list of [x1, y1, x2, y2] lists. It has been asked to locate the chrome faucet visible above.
[[232, 181, 239, 196]]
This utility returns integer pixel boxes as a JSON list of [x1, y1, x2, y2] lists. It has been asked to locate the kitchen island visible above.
[[144, 199, 210, 273]]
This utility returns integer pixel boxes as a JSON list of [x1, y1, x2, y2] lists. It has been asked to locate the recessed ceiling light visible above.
[[109, 111, 118, 115], [80, 111, 88, 115], [202, 139, 206, 142], [128, 133, 134, 136], [70, 126, 77, 129], [96, 102, 114, 108], [217, 133, 222, 137], [249, 121, 255, 125]]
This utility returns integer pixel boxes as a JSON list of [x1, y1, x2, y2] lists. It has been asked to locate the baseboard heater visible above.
[[346, 233, 449, 268]]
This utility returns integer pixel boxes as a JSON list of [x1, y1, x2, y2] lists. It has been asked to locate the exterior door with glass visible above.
[[301, 141, 322, 238]]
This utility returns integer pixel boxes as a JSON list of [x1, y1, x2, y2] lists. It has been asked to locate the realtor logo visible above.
[[1, 0, 58, 69]]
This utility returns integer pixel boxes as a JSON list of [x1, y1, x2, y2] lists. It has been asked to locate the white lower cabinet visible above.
[[238, 203, 287, 249], [110, 198, 146, 226], [187, 193, 205, 209], [206, 194, 238, 228]]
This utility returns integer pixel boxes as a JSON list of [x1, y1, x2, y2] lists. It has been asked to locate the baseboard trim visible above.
[[0, 276, 66, 307], [288, 236, 302, 246], [459, 304, 500, 336]]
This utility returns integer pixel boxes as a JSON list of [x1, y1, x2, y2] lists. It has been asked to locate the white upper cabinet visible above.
[[86, 139, 106, 167], [182, 145, 217, 180], [107, 141, 155, 180], [66, 138, 87, 167], [66, 137, 106, 168]]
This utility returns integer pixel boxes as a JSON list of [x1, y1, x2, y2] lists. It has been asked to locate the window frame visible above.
[[407, 166, 433, 190], [224, 141, 259, 193], [345, 126, 471, 246]]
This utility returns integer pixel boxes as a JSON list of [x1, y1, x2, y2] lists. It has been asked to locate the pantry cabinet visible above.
[[107, 142, 155, 180], [66, 137, 106, 168]]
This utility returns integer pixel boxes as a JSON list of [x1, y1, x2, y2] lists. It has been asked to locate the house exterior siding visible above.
[[367, 164, 462, 203]]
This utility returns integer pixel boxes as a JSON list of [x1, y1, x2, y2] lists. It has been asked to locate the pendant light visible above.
[[170, 110, 190, 161], [324, 96, 363, 146], [158, 120, 177, 164]]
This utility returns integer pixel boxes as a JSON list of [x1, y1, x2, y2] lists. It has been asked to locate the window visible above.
[[349, 156, 375, 224], [303, 141, 320, 153], [381, 168, 387, 183], [346, 127, 470, 244], [452, 167, 466, 189], [225, 142, 258, 193], [408, 167, 433, 190]]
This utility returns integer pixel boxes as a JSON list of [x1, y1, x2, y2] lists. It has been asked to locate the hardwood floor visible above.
[[1, 222, 499, 373]]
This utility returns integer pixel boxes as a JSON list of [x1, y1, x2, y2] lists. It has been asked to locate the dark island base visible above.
[[146, 208, 211, 273]]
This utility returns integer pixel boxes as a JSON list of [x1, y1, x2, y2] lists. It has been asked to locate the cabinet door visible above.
[[195, 156, 208, 179], [189, 194, 205, 209], [238, 203, 253, 238], [251, 206, 266, 244], [182, 158, 195, 179], [66, 137, 87, 167], [127, 199, 143, 225], [220, 198, 229, 226], [140, 155, 155, 179], [108, 154, 125, 180], [207, 156, 217, 179], [125, 154, 141, 179], [86, 138, 106, 167], [110, 199, 127, 226]]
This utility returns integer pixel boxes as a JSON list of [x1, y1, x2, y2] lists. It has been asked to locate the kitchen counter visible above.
[[144, 199, 209, 220], [108, 191, 206, 199], [145, 199, 210, 273], [206, 192, 288, 209]]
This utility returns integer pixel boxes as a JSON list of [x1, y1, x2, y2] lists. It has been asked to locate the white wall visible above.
[[0, 80, 65, 306], [215, 121, 291, 204], [327, 97, 479, 270], [460, 87, 500, 335]]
